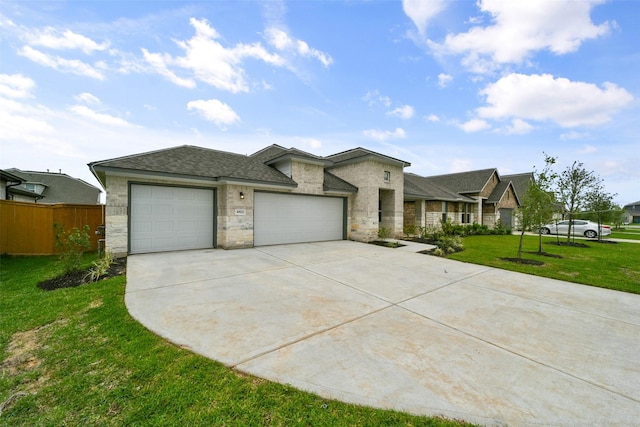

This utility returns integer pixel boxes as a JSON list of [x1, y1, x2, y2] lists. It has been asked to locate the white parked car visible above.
[[540, 220, 611, 238]]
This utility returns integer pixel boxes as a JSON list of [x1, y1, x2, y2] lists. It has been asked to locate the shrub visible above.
[[54, 224, 92, 274], [403, 224, 417, 238], [84, 251, 114, 283], [377, 227, 392, 240], [436, 235, 464, 254]]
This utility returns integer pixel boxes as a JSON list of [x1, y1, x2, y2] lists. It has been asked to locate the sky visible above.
[[1, 0, 638, 205]]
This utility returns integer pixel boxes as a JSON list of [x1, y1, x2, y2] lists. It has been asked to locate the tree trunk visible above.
[[518, 230, 525, 258]]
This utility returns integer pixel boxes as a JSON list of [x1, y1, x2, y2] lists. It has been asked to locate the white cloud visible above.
[[387, 105, 415, 120], [459, 119, 490, 133], [429, 0, 611, 73], [26, 27, 110, 54], [295, 137, 322, 150], [425, 114, 440, 122], [69, 105, 131, 127], [504, 118, 533, 135], [362, 90, 391, 108], [438, 73, 452, 88], [402, 0, 447, 34], [142, 48, 196, 88], [187, 99, 240, 128], [155, 17, 285, 93], [362, 128, 406, 141], [74, 92, 101, 105], [0, 73, 35, 98], [578, 144, 597, 154], [19, 46, 105, 80], [477, 73, 634, 127], [560, 131, 590, 140], [265, 27, 332, 67]]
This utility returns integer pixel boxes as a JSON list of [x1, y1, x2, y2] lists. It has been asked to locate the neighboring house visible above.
[[623, 201, 640, 224], [4, 169, 101, 204], [0, 169, 30, 201], [403, 168, 521, 229], [89, 144, 409, 256]]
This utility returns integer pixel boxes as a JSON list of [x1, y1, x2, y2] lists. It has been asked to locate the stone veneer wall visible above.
[[328, 160, 404, 241]]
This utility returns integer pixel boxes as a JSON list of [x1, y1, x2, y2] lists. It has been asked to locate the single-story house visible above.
[[623, 201, 640, 224], [89, 144, 533, 256], [3, 169, 101, 204], [89, 144, 409, 256], [403, 168, 521, 230]]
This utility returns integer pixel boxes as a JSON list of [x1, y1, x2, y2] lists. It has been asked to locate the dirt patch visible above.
[[0, 321, 65, 414], [38, 257, 127, 291], [499, 257, 544, 266]]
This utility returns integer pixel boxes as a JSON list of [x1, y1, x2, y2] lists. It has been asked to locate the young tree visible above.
[[556, 161, 600, 242], [515, 154, 557, 258], [584, 183, 616, 242]]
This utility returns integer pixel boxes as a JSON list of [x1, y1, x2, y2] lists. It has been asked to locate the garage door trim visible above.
[[128, 182, 216, 254]]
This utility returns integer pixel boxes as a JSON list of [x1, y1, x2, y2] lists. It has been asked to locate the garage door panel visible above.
[[130, 185, 214, 254], [254, 192, 344, 246]]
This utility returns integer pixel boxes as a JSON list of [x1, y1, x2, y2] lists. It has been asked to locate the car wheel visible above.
[[541, 227, 551, 235], [584, 230, 597, 238]]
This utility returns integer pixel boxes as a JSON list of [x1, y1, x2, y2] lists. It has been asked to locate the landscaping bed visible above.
[[37, 257, 127, 291]]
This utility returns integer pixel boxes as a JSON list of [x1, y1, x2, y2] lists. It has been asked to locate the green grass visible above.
[[610, 227, 640, 240], [448, 235, 640, 294], [0, 254, 471, 427]]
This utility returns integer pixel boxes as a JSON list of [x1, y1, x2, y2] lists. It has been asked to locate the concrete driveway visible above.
[[125, 241, 640, 426]]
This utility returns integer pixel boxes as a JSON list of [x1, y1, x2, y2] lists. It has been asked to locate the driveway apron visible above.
[[125, 241, 640, 427]]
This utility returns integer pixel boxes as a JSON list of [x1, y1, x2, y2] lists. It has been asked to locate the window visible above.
[[383, 171, 391, 183], [441, 202, 448, 223], [461, 203, 471, 224]]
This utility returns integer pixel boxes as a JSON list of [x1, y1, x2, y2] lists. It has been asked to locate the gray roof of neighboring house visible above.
[[404, 173, 476, 202], [89, 145, 297, 188], [7, 169, 101, 204], [0, 169, 25, 183], [624, 201, 640, 212], [326, 147, 411, 168], [425, 168, 497, 194], [502, 172, 533, 201], [486, 180, 519, 205]]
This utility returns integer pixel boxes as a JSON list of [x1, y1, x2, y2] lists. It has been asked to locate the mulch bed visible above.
[[526, 251, 563, 258], [499, 257, 544, 266], [38, 258, 127, 291], [545, 241, 590, 248], [369, 240, 406, 248]]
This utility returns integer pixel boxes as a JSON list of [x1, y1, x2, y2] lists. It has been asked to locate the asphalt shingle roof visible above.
[[7, 169, 101, 204], [425, 168, 497, 194], [90, 145, 296, 187], [404, 173, 475, 202], [326, 147, 410, 167], [486, 180, 512, 204], [251, 144, 329, 164], [323, 171, 357, 193], [502, 173, 533, 201]]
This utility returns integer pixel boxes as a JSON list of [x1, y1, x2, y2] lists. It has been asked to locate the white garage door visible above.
[[130, 184, 215, 254], [254, 192, 344, 246]]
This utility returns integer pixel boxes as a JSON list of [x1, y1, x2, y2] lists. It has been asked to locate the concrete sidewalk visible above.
[[125, 241, 640, 426]]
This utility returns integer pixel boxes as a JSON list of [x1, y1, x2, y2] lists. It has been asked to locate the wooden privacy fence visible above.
[[0, 200, 105, 255]]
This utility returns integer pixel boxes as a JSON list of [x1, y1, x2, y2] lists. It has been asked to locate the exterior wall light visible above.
[[240, 191, 245, 199]]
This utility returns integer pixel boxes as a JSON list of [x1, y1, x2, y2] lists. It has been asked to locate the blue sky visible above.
[[1, 0, 638, 205]]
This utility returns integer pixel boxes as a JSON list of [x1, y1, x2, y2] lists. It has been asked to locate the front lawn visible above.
[[0, 254, 471, 427], [447, 235, 640, 294], [611, 227, 640, 240]]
